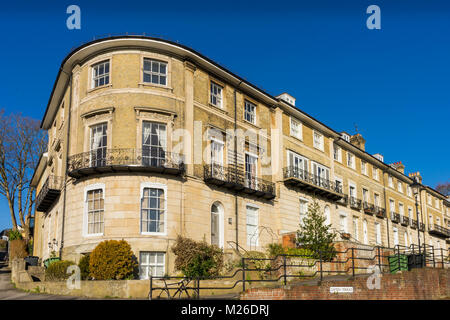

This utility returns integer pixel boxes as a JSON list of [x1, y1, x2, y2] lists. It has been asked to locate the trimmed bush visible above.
[[78, 254, 90, 280], [171, 236, 224, 279], [89, 240, 137, 280], [45, 260, 76, 281]]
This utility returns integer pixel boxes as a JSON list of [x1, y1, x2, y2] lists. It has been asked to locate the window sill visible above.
[[83, 233, 103, 238], [87, 83, 112, 94], [140, 232, 167, 236], [208, 103, 228, 114], [243, 119, 260, 129], [138, 82, 173, 91], [290, 134, 303, 142]]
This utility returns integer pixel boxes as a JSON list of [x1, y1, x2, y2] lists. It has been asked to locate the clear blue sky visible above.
[[0, 0, 449, 230]]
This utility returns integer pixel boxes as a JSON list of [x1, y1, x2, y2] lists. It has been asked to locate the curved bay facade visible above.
[[31, 36, 450, 278]]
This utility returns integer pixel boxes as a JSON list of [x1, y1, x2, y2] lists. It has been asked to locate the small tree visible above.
[[436, 182, 450, 196], [296, 199, 337, 261]]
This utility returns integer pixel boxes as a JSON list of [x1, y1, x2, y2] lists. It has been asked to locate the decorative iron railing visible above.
[[428, 224, 450, 237], [204, 164, 275, 196], [337, 194, 348, 206], [375, 206, 386, 218], [349, 196, 362, 210], [363, 202, 375, 214], [419, 222, 425, 232], [401, 215, 410, 226], [68, 148, 184, 174], [410, 219, 418, 229], [391, 212, 401, 223], [35, 175, 63, 212], [282, 166, 343, 195]]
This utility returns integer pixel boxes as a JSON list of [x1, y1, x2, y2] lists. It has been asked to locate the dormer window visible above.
[[92, 60, 110, 88]]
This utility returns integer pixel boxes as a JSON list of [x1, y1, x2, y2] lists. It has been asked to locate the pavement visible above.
[[0, 261, 89, 300]]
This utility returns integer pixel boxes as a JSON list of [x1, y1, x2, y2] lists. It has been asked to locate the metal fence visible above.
[[148, 244, 449, 299]]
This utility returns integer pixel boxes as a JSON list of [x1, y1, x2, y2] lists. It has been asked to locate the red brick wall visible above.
[[241, 268, 450, 300]]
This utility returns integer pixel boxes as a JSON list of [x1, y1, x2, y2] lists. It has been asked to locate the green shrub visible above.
[[27, 239, 33, 255], [45, 260, 76, 281], [78, 254, 90, 280], [267, 243, 284, 258], [89, 240, 138, 280], [171, 236, 224, 279], [8, 230, 22, 240]]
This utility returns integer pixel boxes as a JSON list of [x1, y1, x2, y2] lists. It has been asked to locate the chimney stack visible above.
[[350, 133, 366, 151], [409, 171, 422, 184], [389, 161, 405, 174]]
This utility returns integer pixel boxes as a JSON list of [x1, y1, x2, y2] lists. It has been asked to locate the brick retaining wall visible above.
[[241, 267, 450, 300]]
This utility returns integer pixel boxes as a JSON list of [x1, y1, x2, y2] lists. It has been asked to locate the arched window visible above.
[[211, 202, 223, 247]]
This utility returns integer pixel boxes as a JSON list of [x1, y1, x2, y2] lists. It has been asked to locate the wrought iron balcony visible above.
[[428, 224, 450, 238], [337, 194, 348, 206], [391, 212, 400, 223], [363, 202, 375, 215], [375, 206, 386, 219], [282, 166, 344, 201], [204, 164, 275, 199], [349, 196, 362, 210], [35, 176, 63, 212], [410, 219, 418, 229], [67, 148, 184, 178], [419, 222, 425, 232], [400, 215, 410, 227]]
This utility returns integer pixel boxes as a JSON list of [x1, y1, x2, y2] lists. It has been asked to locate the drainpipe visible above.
[[382, 170, 390, 248], [234, 81, 242, 251], [59, 68, 73, 258]]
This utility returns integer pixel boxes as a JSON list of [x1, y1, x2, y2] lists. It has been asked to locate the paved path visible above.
[[0, 262, 89, 300]]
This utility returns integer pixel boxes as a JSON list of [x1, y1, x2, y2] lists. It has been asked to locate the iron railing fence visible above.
[[148, 244, 449, 300], [349, 196, 362, 210], [68, 148, 185, 173], [282, 166, 344, 195], [35, 175, 63, 212]]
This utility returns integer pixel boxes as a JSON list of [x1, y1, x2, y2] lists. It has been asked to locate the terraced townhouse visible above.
[[30, 36, 450, 279]]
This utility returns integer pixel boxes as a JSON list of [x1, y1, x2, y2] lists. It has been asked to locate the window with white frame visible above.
[[404, 232, 408, 247], [288, 150, 308, 176], [299, 199, 308, 226], [311, 162, 330, 188], [210, 82, 223, 108], [339, 214, 348, 233], [143, 58, 167, 85], [393, 227, 399, 246], [90, 122, 108, 167], [428, 194, 432, 205], [408, 207, 413, 219], [141, 187, 165, 233], [245, 153, 258, 189], [92, 60, 110, 88], [375, 222, 382, 245], [373, 167, 378, 180], [435, 198, 439, 209], [361, 161, 367, 175], [139, 252, 165, 279], [313, 131, 324, 151], [142, 121, 167, 167], [362, 188, 369, 203], [246, 205, 259, 247], [407, 186, 412, 197], [398, 182, 403, 193], [363, 220, 368, 244], [352, 216, 359, 240], [389, 199, 395, 213], [335, 178, 343, 194], [374, 193, 380, 207], [388, 176, 394, 188], [210, 139, 224, 166], [290, 118, 302, 140], [347, 153, 355, 169], [244, 101, 256, 124], [399, 203, 404, 216], [86, 189, 104, 235], [333, 144, 342, 162], [324, 205, 331, 226]]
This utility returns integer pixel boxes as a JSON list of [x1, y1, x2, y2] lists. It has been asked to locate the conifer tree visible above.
[[296, 199, 337, 261]]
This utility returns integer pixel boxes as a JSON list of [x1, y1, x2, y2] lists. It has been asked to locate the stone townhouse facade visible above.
[[30, 36, 450, 279]]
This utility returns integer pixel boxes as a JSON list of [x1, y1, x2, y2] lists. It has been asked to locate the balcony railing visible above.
[[410, 219, 418, 229], [67, 148, 184, 178], [204, 164, 275, 199], [336, 194, 348, 206], [419, 222, 425, 232], [35, 175, 63, 212], [363, 202, 375, 215], [282, 167, 344, 201], [428, 224, 450, 238], [375, 206, 386, 219], [349, 196, 362, 210], [391, 212, 400, 223], [401, 215, 410, 227]]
